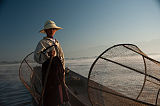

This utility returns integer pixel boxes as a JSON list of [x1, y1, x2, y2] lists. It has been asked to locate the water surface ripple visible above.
[[0, 64, 32, 106]]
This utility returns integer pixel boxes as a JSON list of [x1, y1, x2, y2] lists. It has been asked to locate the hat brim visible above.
[[39, 27, 63, 33]]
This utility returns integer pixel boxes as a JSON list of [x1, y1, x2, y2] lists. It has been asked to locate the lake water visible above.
[[0, 57, 94, 106], [0, 54, 160, 106], [0, 64, 32, 106]]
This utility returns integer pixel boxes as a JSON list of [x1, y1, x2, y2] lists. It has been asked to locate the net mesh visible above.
[[88, 44, 160, 106], [19, 52, 42, 103]]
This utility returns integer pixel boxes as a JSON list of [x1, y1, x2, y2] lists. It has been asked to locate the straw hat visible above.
[[40, 20, 63, 33]]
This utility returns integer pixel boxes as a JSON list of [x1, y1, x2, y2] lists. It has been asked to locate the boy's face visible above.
[[45, 28, 57, 38]]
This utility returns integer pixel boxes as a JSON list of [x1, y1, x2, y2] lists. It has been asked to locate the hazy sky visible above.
[[1, 0, 160, 61]]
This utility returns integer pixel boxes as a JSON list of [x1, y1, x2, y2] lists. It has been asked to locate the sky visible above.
[[1, 0, 160, 61]]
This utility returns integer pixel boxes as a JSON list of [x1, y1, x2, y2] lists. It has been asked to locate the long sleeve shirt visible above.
[[34, 37, 65, 68]]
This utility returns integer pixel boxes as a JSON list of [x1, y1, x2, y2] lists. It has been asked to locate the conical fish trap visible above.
[[19, 52, 42, 104], [88, 44, 160, 106]]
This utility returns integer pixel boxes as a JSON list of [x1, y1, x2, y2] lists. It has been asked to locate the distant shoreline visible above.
[[0, 61, 20, 65]]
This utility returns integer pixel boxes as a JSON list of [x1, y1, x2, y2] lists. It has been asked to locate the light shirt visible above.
[[34, 37, 65, 68]]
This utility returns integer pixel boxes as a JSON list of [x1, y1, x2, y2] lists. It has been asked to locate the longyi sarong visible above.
[[42, 56, 69, 106]]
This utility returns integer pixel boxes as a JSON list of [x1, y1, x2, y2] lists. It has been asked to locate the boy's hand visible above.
[[48, 50, 55, 56]]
